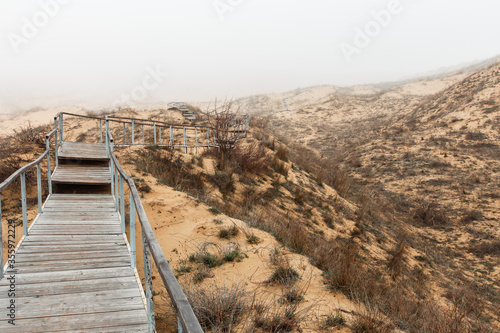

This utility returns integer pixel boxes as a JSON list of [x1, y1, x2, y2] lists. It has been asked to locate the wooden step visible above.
[[58, 142, 109, 161], [52, 166, 111, 185]]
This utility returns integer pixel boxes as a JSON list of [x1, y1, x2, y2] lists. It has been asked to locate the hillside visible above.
[[1, 63, 499, 332], [240, 63, 500, 331]]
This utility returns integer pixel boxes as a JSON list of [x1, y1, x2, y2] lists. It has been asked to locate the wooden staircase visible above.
[[168, 102, 196, 121]]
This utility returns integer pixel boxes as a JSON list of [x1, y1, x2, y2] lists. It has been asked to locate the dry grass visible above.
[[124, 112, 498, 331], [184, 282, 248, 332], [232, 141, 268, 174], [468, 240, 500, 257], [412, 200, 449, 227], [218, 224, 239, 239], [133, 146, 205, 196], [0, 123, 50, 183]]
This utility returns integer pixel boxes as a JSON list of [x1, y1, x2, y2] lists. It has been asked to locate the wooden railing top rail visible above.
[[0, 129, 56, 192], [107, 133, 203, 333]]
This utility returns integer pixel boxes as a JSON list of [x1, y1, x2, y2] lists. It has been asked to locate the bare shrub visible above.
[[352, 311, 391, 333], [267, 264, 300, 286], [323, 240, 361, 295], [0, 123, 50, 183], [218, 224, 239, 239], [14, 122, 50, 148], [207, 168, 235, 196], [468, 240, 500, 257], [253, 302, 301, 332], [386, 237, 406, 279], [184, 282, 248, 332], [205, 99, 242, 156], [460, 209, 483, 224], [319, 311, 345, 329], [270, 156, 289, 177], [413, 200, 449, 227], [275, 144, 288, 162], [133, 147, 205, 195], [232, 140, 268, 173]]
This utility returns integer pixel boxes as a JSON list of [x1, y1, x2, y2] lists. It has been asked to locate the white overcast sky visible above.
[[1, 0, 500, 110]]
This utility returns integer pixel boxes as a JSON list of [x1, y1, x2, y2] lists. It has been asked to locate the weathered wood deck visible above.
[[0, 143, 148, 332]]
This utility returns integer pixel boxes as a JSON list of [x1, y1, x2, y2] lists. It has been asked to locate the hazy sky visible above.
[[1, 0, 500, 110]]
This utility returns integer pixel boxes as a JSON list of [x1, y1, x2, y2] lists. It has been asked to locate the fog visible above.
[[1, 0, 500, 112]]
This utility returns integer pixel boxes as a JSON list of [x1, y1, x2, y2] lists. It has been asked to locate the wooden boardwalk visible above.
[[0, 143, 148, 332]]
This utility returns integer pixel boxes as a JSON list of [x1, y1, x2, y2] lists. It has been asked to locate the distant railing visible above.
[[0, 128, 57, 279], [54, 112, 249, 156], [105, 121, 204, 333]]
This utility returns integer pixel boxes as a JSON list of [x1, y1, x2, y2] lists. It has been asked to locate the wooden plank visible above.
[[57, 324, 149, 332], [0, 268, 136, 285], [59, 142, 109, 161], [16, 244, 127, 253], [49, 194, 114, 200], [10, 257, 130, 269], [4, 260, 133, 278], [0, 309, 148, 332], [30, 225, 122, 231], [15, 251, 130, 263], [0, 288, 142, 305], [52, 166, 111, 185], [22, 234, 124, 242], [0, 275, 138, 297], [0, 295, 145, 320]]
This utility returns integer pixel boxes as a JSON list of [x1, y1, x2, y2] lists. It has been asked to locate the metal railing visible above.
[[55, 112, 250, 155], [105, 121, 203, 333], [0, 128, 57, 279], [1, 113, 207, 331]]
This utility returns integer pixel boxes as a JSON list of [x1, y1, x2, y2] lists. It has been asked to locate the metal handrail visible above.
[[0, 128, 57, 279], [106, 124, 203, 333], [56, 112, 211, 129]]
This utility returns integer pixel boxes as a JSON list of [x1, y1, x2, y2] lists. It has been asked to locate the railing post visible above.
[[123, 122, 127, 145], [54, 117, 59, 167], [183, 127, 187, 153], [159, 126, 161, 145], [110, 158, 115, 196], [195, 127, 198, 157], [20, 173, 28, 236], [59, 113, 63, 144], [206, 128, 209, 147], [170, 125, 173, 147], [120, 176, 125, 234], [114, 165, 119, 212], [130, 191, 136, 269], [142, 233, 156, 332], [178, 317, 184, 333], [154, 122, 157, 145], [100, 120, 103, 143], [0, 193, 3, 279], [105, 117, 110, 157], [132, 120, 135, 145], [37, 163, 42, 214], [46, 137, 52, 195], [142, 125, 145, 145]]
